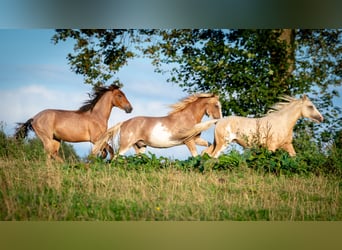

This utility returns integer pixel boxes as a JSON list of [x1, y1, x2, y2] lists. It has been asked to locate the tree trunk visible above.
[[272, 29, 296, 89]]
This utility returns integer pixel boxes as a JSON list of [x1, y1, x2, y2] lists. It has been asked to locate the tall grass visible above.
[[0, 125, 341, 220], [0, 156, 340, 220]]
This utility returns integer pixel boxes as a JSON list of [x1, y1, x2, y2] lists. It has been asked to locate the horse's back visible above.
[[217, 116, 257, 131], [31, 109, 94, 142], [32, 109, 81, 126]]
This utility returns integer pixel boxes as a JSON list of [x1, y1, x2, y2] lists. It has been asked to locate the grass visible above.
[[0, 155, 340, 220], [1, 123, 341, 220]]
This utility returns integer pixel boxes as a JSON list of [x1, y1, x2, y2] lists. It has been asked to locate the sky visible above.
[[0, 29, 216, 160], [0, 30, 341, 160]]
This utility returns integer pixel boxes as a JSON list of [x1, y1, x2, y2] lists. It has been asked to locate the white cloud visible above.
[[0, 84, 85, 134]]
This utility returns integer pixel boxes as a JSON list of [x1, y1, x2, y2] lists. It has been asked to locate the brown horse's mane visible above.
[[77, 84, 120, 113], [168, 93, 217, 115], [266, 95, 298, 115]]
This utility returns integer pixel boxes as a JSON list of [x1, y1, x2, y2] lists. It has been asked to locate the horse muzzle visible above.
[[312, 114, 324, 123], [125, 105, 133, 113]]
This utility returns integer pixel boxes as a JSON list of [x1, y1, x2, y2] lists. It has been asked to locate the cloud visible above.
[[0, 84, 85, 132]]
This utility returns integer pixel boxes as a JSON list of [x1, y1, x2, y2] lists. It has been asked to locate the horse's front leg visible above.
[[184, 139, 198, 157], [281, 143, 296, 157], [104, 143, 115, 160]]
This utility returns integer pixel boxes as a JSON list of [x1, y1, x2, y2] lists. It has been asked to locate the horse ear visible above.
[[302, 94, 308, 101]]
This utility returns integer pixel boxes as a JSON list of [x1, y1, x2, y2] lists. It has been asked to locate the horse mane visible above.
[[77, 84, 120, 113], [168, 93, 217, 115], [266, 95, 299, 115]]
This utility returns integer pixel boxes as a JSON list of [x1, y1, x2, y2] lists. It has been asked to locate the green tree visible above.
[[143, 29, 341, 144], [53, 29, 342, 144], [52, 29, 142, 87]]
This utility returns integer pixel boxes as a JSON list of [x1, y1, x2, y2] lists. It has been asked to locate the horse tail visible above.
[[91, 122, 123, 155], [182, 119, 218, 142], [15, 118, 34, 139]]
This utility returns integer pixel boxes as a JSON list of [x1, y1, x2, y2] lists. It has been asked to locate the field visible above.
[[1, 124, 341, 221], [1, 150, 341, 221]]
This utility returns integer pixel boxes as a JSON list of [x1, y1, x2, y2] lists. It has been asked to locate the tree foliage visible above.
[[52, 29, 141, 87], [53, 29, 342, 144]]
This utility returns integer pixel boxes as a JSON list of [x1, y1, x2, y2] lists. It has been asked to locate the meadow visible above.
[[0, 127, 341, 220]]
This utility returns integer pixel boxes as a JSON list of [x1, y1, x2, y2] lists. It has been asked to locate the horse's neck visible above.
[[273, 102, 302, 130], [90, 92, 113, 121], [181, 99, 207, 123]]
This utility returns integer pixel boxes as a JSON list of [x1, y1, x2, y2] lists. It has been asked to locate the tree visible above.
[[143, 29, 341, 144], [52, 29, 142, 87], [53, 29, 342, 144]]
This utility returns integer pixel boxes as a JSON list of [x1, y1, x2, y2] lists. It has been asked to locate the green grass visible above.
[[0, 124, 341, 221], [0, 155, 340, 220]]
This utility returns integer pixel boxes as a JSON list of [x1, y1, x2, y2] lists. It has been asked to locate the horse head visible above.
[[205, 95, 223, 119], [111, 87, 133, 113], [301, 95, 323, 123]]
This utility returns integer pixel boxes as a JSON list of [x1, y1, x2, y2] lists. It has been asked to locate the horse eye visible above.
[[308, 105, 314, 109]]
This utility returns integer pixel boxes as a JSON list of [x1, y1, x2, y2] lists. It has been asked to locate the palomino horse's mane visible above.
[[168, 93, 217, 115], [77, 84, 120, 113], [267, 95, 299, 115]]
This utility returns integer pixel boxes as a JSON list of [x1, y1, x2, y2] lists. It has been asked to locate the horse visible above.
[[203, 95, 324, 158], [92, 93, 222, 158], [15, 84, 133, 162]]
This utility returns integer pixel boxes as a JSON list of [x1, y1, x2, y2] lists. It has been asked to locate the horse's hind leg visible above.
[[205, 123, 233, 158], [40, 137, 62, 162], [34, 128, 63, 162], [133, 141, 147, 154], [50, 139, 63, 162]]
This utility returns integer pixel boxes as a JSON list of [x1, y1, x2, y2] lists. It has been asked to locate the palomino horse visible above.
[[15, 84, 133, 161], [203, 95, 324, 158], [92, 93, 222, 158]]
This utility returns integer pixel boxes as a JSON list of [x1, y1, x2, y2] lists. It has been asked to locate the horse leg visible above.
[[207, 124, 233, 158], [202, 144, 214, 156], [102, 143, 115, 160], [37, 134, 62, 162], [50, 139, 63, 162], [31, 118, 64, 162], [116, 137, 134, 156], [184, 139, 198, 157], [194, 135, 210, 147], [133, 143, 146, 154], [281, 143, 296, 157]]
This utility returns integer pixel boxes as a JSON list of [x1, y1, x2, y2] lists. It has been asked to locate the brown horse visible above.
[[15, 84, 133, 161], [203, 95, 324, 158], [92, 93, 222, 158]]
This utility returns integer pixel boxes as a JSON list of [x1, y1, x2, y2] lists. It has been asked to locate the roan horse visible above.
[[203, 95, 324, 158], [92, 93, 222, 158], [15, 84, 133, 161]]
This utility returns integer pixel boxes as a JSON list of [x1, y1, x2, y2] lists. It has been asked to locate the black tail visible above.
[[15, 118, 34, 139]]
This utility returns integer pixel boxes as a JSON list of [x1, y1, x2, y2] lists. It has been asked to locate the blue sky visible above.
[[0, 30, 341, 160], [0, 29, 214, 159]]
